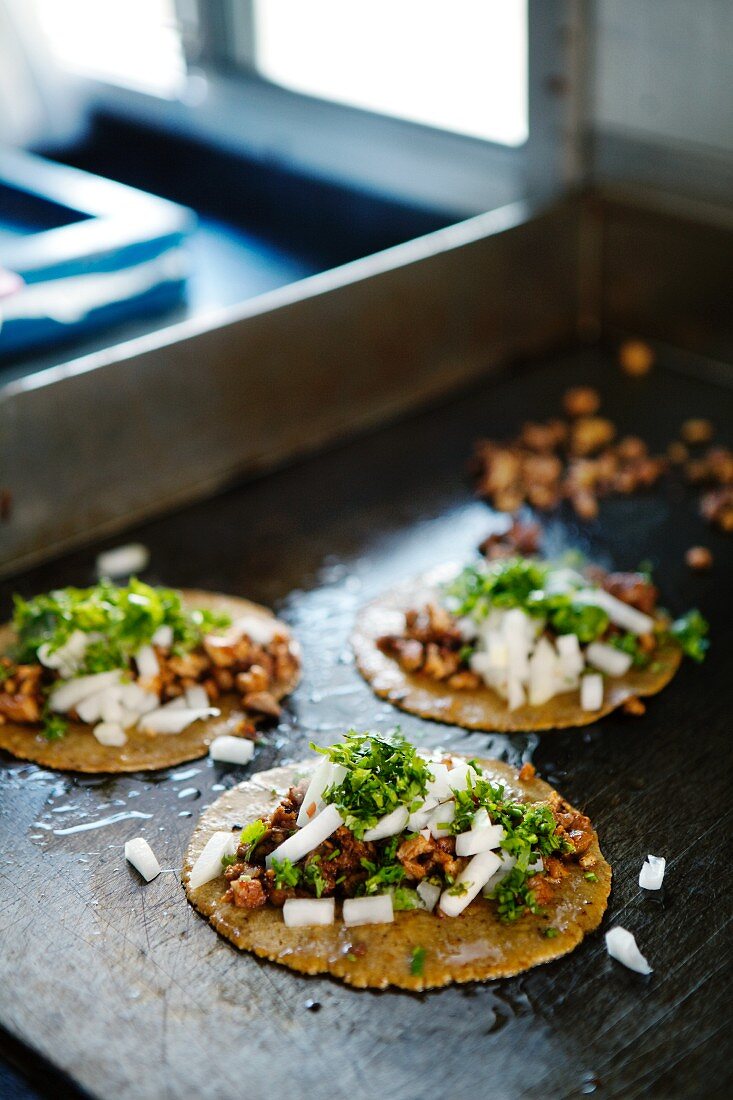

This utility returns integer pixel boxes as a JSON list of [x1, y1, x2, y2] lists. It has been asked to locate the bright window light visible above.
[[253, 0, 528, 146], [32, 0, 185, 97]]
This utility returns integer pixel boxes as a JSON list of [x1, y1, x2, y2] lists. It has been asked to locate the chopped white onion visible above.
[[428, 798, 455, 838], [185, 684, 210, 710], [209, 735, 255, 765], [343, 894, 394, 927], [76, 686, 120, 725], [486, 631, 509, 670], [151, 624, 173, 648], [135, 644, 159, 681], [544, 567, 584, 595], [503, 608, 532, 682], [416, 880, 441, 912], [455, 809, 505, 856], [639, 854, 666, 890], [96, 543, 150, 578], [93, 721, 127, 747], [283, 898, 335, 927], [439, 850, 502, 917], [49, 670, 124, 714], [528, 636, 559, 706], [139, 706, 219, 735], [456, 616, 479, 642], [158, 696, 187, 711], [228, 614, 282, 647], [507, 675, 526, 712], [446, 762, 474, 792], [296, 760, 346, 827], [119, 682, 159, 715], [363, 805, 410, 842], [586, 642, 633, 678], [575, 589, 654, 636], [38, 629, 89, 677], [482, 852, 517, 896], [556, 633, 585, 678], [407, 797, 438, 832], [266, 803, 343, 868], [425, 762, 451, 801], [581, 673, 604, 712], [124, 837, 161, 882], [188, 830, 238, 890], [605, 926, 652, 974]]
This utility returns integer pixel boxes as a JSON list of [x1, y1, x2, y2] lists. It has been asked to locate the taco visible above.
[[353, 556, 708, 732], [0, 580, 300, 772], [182, 731, 610, 991]]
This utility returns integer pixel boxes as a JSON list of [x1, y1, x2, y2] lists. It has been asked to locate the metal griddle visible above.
[[0, 346, 731, 1099]]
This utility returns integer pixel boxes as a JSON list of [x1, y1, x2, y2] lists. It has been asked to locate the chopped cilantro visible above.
[[608, 632, 651, 668], [12, 580, 230, 673], [391, 886, 422, 911], [446, 558, 550, 620], [410, 946, 427, 976], [667, 609, 710, 663], [458, 644, 475, 665], [271, 857, 301, 889], [447, 881, 469, 897], [0, 665, 13, 683], [584, 871, 598, 882], [492, 867, 542, 922], [446, 559, 609, 642], [534, 596, 609, 644], [544, 927, 559, 938], [448, 779, 569, 921], [42, 711, 68, 742], [303, 855, 328, 898], [360, 854, 406, 895], [221, 854, 237, 868], [239, 819, 267, 860], [314, 730, 431, 838]]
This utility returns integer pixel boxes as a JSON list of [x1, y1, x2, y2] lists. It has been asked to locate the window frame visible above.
[[63, 0, 578, 218]]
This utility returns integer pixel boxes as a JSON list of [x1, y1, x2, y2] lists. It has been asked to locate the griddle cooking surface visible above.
[[1, 346, 731, 1100]]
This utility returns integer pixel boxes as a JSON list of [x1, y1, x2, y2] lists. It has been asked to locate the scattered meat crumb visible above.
[[563, 386, 600, 417], [685, 546, 713, 571], [619, 340, 655, 376], [681, 418, 714, 445]]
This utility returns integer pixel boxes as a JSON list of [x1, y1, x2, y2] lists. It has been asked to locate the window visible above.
[[33, 0, 186, 97], [28, 0, 545, 215], [250, 0, 527, 147]]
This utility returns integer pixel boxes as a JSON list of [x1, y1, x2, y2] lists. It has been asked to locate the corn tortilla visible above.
[[352, 574, 681, 733], [0, 590, 300, 773], [182, 755, 611, 992]]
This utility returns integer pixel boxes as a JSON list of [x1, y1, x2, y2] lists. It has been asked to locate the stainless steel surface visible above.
[[0, 198, 579, 577]]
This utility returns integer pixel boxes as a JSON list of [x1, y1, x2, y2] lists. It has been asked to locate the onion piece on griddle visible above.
[[605, 926, 652, 974]]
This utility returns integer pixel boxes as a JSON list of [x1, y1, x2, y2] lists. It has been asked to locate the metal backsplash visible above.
[[0, 198, 579, 577]]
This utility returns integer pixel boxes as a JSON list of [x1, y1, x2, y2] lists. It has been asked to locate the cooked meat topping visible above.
[[602, 572, 659, 615], [396, 833, 462, 882], [306, 826, 378, 896], [377, 602, 482, 689], [479, 520, 542, 560], [548, 793, 595, 858], [0, 622, 298, 733], [0, 692, 41, 724]]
